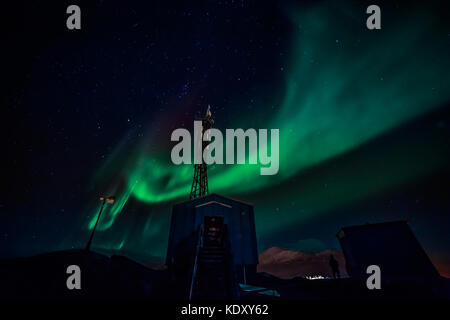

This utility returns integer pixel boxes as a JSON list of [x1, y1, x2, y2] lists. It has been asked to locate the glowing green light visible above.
[[86, 2, 450, 243]]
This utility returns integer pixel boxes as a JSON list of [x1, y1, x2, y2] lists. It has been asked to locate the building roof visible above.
[[173, 193, 253, 207], [337, 220, 408, 235]]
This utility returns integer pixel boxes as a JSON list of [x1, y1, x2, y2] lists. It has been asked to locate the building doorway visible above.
[[204, 216, 224, 247]]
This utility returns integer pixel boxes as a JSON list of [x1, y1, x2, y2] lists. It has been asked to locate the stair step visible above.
[[200, 248, 225, 252], [191, 239, 234, 300], [199, 255, 224, 259], [199, 255, 225, 259], [199, 251, 225, 255], [200, 252, 224, 256], [197, 277, 225, 281], [199, 260, 224, 264], [200, 254, 224, 257], [199, 258, 224, 262]]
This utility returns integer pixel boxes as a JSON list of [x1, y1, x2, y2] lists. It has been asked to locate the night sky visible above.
[[2, 0, 450, 276]]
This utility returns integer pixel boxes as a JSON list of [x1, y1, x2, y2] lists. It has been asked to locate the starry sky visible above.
[[2, 0, 450, 276]]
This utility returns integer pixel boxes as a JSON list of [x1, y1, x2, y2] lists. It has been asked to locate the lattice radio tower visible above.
[[190, 105, 214, 199]]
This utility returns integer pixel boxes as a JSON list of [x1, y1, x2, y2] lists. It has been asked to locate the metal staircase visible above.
[[189, 224, 238, 300]]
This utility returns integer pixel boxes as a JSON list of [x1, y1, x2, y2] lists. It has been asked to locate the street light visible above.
[[85, 196, 115, 251]]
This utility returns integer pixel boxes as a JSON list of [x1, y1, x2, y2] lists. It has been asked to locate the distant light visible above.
[[306, 275, 325, 280]]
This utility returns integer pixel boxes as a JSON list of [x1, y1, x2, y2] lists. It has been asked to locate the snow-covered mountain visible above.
[[257, 247, 348, 279]]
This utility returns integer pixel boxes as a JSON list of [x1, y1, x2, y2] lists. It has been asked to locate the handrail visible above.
[[189, 224, 203, 300], [223, 225, 240, 299]]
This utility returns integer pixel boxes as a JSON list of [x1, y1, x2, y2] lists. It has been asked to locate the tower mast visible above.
[[190, 105, 214, 199]]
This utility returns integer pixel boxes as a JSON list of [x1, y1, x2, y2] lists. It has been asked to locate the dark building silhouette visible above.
[[337, 221, 440, 280], [166, 193, 258, 299]]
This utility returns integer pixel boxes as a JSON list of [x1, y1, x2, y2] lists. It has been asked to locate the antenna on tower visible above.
[[190, 105, 214, 199]]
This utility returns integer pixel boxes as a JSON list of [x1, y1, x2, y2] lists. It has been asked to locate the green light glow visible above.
[[86, 2, 450, 240]]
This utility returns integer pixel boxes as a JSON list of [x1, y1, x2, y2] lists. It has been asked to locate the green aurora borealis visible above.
[[85, 2, 450, 261]]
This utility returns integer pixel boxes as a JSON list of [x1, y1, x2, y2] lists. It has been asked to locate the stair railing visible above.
[[223, 225, 240, 299], [189, 224, 203, 300]]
